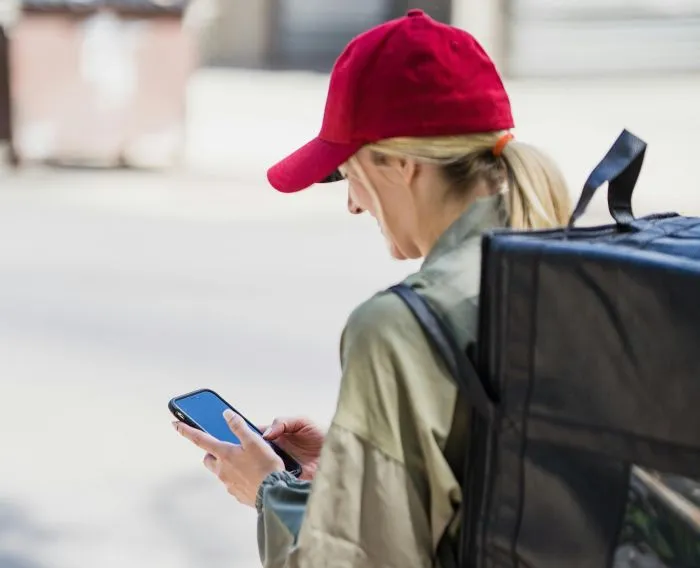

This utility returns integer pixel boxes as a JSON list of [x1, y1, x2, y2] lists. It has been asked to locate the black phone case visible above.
[[169, 388, 303, 478]]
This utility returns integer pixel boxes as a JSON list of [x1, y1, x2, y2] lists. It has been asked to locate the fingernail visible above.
[[262, 428, 272, 437], [172, 421, 179, 431], [223, 409, 236, 422]]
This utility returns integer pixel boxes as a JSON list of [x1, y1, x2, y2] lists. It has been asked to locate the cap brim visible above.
[[267, 137, 360, 193]]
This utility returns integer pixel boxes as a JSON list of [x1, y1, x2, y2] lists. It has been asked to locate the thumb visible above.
[[223, 409, 257, 447]]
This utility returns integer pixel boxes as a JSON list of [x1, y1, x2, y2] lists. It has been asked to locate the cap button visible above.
[[406, 9, 424, 17]]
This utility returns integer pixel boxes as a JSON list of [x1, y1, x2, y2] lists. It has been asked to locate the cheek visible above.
[[374, 187, 408, 234]]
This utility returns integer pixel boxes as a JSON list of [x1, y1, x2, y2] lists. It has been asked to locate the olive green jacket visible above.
[[256, 196, 507, 567]]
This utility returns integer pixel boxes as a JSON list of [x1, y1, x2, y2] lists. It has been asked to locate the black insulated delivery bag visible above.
[[392, 130, 700, 568]]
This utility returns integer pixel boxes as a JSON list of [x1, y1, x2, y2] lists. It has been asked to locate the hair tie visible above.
[[493, 133, 514, 157]]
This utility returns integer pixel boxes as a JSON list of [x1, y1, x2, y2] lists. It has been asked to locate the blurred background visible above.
[[0, 1, 698, 567]]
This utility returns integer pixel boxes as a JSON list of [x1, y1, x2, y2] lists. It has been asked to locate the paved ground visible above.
[[0, 167, 416, 568], [0, 69, 699, 568]]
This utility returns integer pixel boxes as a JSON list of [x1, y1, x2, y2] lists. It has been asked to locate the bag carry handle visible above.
[[389, 284, 495, 420], [568, 129, 647, 228]]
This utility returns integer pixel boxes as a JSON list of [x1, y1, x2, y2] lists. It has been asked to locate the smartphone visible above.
[[169, 388, 302, 477]]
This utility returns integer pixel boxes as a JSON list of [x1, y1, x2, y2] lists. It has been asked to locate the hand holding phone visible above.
[[169, 389, 303, 477], [170, 389, 306, 507]]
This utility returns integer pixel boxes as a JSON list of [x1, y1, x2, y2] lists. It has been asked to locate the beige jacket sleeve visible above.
[[256, 291, 463, 568]]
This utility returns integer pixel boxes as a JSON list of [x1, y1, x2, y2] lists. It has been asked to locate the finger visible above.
[[268, 436, 293, 456], [262, 421, 286, 440], [264, 417, 306, 440], [173, 421, 225, 456], [203, 453, 217, 474], [223, 410, 258, 448]]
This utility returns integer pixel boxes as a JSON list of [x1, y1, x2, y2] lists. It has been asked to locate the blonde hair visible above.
[[347, 154, 390, 229], [363, 132, 571, 230]]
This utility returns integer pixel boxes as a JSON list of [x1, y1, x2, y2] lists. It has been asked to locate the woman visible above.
[[174, 9, 571, 567]]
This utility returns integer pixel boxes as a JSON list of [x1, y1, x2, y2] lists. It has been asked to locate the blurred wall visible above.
[[506, 0, 700, 77], [199, 0, 273, 68], [198, 0, 700, 77], [268, 0, 389, 71], [0, 0, 20, 27], [199, 0, 452, 71], [452, 0, 507, 71]]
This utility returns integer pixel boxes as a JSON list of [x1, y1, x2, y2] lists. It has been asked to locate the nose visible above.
[[348, 194, 365, 215]]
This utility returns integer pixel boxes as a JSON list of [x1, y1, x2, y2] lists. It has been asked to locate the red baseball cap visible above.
[[267, 9, 514, 193]]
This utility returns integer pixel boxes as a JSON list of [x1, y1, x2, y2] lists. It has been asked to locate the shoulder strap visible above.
[[390, 283, 491, 568], [389, 284, 494, 420]]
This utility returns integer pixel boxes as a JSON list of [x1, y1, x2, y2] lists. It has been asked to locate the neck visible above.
[[415, 181, 494, 257], [416, 202, 471, 257]]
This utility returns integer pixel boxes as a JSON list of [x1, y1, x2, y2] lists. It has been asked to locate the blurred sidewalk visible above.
[[184, 68, 700, 219]]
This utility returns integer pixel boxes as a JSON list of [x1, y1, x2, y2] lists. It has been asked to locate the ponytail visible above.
[[500, 141, 571, 230]]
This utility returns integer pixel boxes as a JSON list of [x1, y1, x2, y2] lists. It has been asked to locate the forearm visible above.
[[256, 471, 312, 568]]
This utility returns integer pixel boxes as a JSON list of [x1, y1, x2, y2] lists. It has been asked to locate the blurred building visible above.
[[4, 1, 197, 168], [201, 0, 700, 77], [506, 0, 700, 77]]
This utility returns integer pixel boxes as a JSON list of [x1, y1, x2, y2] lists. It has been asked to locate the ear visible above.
[[396, 157, 419, 187], [368, 150, 419, 187]]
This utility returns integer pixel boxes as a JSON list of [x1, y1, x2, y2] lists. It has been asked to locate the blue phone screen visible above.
[[174, 390, 258, 445]]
